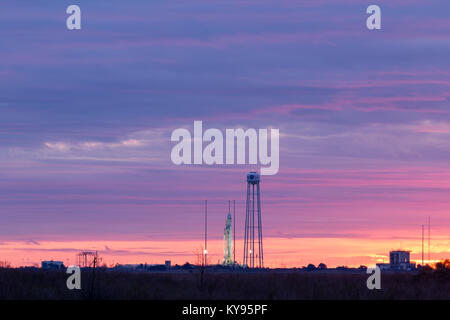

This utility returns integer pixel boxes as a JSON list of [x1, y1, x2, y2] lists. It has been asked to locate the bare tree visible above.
[[193, 245, 211, 266], [193, 246, 211, 290]]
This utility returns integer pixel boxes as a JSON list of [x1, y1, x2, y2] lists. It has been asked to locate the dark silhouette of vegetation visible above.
[[318, 263, 327, 270], [358, 265, 367, 271], [86, 254, 101, 299], [1, 268, 450, 300], [306, 264, 316, 271], [435, 259, 450, 271], [415, 259, 450, 284]]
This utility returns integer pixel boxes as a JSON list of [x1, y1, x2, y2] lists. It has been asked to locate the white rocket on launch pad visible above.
[[223, 211, 233, 265]]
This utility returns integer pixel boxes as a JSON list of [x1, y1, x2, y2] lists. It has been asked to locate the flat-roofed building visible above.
[[41, 260, 65, 270], [377, 250, 416, 271]]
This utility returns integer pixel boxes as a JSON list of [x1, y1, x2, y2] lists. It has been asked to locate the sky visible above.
[[1, 0, 450, 267]]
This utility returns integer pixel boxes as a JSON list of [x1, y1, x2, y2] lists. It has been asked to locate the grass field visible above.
[[0, 268, 449, 300]]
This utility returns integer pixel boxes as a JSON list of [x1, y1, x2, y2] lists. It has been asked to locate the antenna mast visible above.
[[428, 216, 431, 263], [233, 200, 236, 265], [421, 224, 424, 266], [204, 200, 208, 266]]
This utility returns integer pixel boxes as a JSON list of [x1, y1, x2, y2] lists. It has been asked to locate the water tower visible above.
[[243, 171, 263, 268]]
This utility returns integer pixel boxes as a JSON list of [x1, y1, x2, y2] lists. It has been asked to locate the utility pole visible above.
[[428, 216, 431, 263], [421, 224, 424, 266], [204, 200, 208, 266], [233, 200, 236, 265]]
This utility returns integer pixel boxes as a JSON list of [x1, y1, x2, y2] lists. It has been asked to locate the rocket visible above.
[[223, 211, 233, 265]]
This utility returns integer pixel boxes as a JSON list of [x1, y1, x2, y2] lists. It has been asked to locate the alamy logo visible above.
[[66, 265, 81, 290], [366, 266, 381, 290], [66, 5, 81, 30], [170, 121, 279, 175], [366, 5, 381, 30]]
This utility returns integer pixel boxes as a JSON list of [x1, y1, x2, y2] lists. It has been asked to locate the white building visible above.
[[377, 250, 416, 271]]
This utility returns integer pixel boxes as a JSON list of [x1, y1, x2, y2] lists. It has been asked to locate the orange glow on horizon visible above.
[[1, 232, 449, 269]]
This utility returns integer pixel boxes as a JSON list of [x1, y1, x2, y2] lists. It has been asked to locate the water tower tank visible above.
[[247, 171, 260, 184]]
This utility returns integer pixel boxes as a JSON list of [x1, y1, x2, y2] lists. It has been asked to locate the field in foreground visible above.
[[0, 268, 450, 300]]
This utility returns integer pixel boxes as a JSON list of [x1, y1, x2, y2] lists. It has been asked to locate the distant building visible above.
[[377, 250, 416, 271], [115, 264, 140, 270], [114, 262, 172, 271], [41, 260, 65, 270]]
